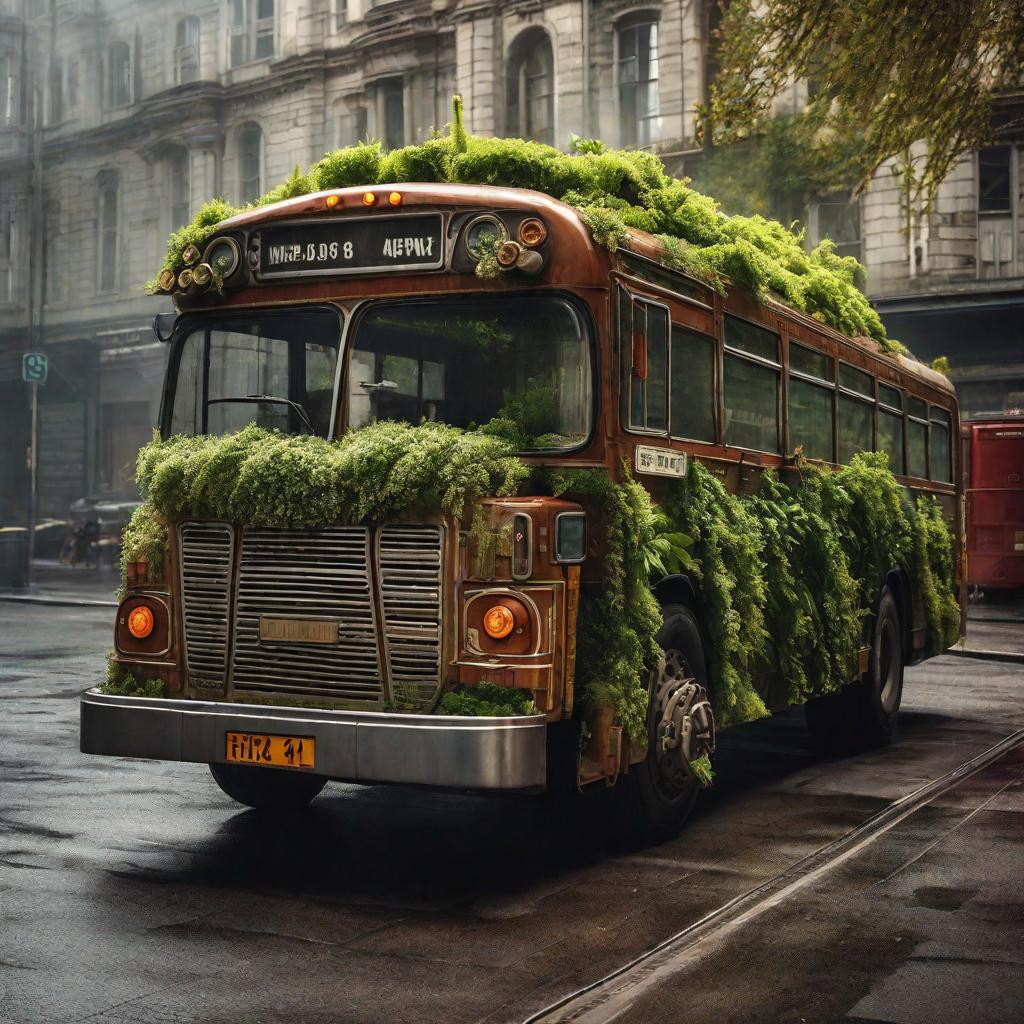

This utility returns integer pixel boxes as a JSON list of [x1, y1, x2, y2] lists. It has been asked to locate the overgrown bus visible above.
[[80, 181, 964, 836]]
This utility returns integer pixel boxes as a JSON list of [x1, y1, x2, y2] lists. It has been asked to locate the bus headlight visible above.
[[464, 214, 508, 260], [555, 512, 587, 563], [203, 237, 241, 279], [483, 605, 515, 639]]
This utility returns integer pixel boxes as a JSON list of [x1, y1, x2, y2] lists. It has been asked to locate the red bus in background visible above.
[[967, 417, 1024, 591]]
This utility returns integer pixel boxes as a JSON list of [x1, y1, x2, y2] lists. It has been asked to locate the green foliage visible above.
[[161, 198, 242, 273], [152, 98, 901, 350], [640, 508, 695, 580], [689, 754, 714, 788], [931, 356, 951, 376], [135, 422, 529, 528], [473, 232, 501, 279], [913, 497, 962, 652], [118, 501, 169, 599], [439, 682, 537, 717], [547, 468, 663, 742], [101, 655, 166, 698], [708, 0, 1024, 203]]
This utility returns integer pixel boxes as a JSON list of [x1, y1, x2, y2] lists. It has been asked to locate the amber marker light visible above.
[[362, 191, 377, 206], [519, 218, 547, 247], [388, 191, 402, 206], [483, 605, 515, 640], [127, 605, 155, 640], [325, 194, 340, 208]]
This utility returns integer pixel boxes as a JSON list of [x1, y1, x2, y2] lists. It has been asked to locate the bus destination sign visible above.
[[258, 214, 444, 278]]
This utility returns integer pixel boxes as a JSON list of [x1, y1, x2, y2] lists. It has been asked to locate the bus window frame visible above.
[[877, 382, 906, 476], [158, 303, 346, 440], [786, 337, 837, 463], [837, 358, 876, 465], [619, 288, 673, 438], [906, 395, 931, 481], [722, 312, 783, 456], [668, 322, 719, 446], [337, 290, 601, 455], [929, 404, 953, 483]]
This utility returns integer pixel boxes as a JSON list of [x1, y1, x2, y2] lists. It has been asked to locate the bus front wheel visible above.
[[622, 604, 713, 840], [209, 762, 328, 810], [806, 588, 904, 752]]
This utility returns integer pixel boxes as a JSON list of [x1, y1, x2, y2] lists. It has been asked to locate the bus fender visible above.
[[652, 573, 700, 612]]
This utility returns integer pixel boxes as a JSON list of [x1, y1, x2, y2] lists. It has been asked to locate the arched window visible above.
[[618, 18, 660, 147], [167, 147, 191, 229], [238, 123, 262, 202], [97, 170, 120, 293], [507, 28, 554, 146], [175, 16, 201, 84], [105, 40, 132, 108]]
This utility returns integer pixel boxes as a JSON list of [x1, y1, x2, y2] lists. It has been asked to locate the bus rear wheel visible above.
[[806, 588, 904, 752], [622, 605, 715, 841], [209, 762, 327, 810]]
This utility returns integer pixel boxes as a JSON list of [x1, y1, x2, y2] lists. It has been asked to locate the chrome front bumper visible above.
[[80, 689, 548, 790]]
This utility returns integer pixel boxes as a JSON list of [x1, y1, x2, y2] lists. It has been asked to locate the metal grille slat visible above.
[[230, 526, 385, 702], [178, 523, 234, 687], [378, 525, 444, 701]]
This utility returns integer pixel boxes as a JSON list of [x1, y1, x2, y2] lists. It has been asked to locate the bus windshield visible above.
[[345, 296, 593, 450], [167, 307, 341, 437]]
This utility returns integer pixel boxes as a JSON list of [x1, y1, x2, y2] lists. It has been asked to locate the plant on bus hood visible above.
[[134, 421, 529, 528], [150, 97, 904, 352]]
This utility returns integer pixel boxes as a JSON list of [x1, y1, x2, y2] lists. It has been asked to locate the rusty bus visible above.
[[80, 183, 964, 834]]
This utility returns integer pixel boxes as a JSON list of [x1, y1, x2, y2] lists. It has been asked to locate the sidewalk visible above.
[[0, 562, 118, 607]]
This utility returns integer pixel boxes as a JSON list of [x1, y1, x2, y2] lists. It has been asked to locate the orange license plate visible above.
[[225, 731, 316, 770]]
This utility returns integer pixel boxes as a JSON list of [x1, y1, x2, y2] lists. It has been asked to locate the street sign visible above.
[[22, 352, 48, 385]]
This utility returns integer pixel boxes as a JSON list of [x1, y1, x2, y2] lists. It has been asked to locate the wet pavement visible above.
[[1, 602, 1023, 1024]]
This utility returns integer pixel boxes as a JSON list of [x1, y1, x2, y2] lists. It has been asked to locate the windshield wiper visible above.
[[208, 395, 315, 434]]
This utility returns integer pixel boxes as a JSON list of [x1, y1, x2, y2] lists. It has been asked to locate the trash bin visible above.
[[0, 528, 28, 590]]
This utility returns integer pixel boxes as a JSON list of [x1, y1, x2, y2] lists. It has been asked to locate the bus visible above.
[[80, 182, 964, 834], [966, 417, 1024, 592]]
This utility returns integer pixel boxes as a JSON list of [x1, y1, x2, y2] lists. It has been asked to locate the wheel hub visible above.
[[653, 650, 716, 783]]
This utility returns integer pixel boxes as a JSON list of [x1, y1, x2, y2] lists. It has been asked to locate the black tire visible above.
[[622, 603, 707, 841], [805, 588, 904, 752], [209, 762, 327, 810]]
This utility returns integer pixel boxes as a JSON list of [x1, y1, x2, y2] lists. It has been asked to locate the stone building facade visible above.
[[0, 0, 1021, 524]]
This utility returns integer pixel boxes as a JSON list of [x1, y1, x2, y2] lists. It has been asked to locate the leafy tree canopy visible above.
[[708, 0, 1024, 200]]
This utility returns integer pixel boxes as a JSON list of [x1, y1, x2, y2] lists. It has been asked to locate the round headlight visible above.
[[464, 215, 508, 260], [483, 605, 515, 640], [127, 605, 155, 639], [202, 237, 241, 278]]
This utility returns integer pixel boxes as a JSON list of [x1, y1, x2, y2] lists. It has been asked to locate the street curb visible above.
[[0, 593, 117, 609], [946, 646, 1024, 666]]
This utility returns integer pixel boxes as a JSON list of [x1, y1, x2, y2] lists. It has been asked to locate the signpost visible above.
[[22, 353, 47, 587]]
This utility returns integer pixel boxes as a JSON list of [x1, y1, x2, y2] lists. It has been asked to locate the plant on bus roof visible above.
[[150, 96, 906, 353]]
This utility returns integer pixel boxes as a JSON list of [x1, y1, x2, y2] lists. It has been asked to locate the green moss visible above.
[[119, 501, 168, 594], [439, 682, 537, 717], [689, 754, 714, 787], [135, 421, 529, 528], [152, 98, 902, 351], [101, 655, 166, 698]]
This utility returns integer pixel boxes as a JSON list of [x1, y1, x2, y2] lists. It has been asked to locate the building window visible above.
[[978, 145, 1016, 279], [335, 99, 367, 148], [0, 205, 13, 303], [376, 78, 404, 150], [231, 0, 274, 67], [97, 171, 120, 293], [175, 16, 201, 84], [618, 20, 660, 147], [336, 0, 347, 28], [809, 192, 862, 263], [105, 41, 132, 108], [0, 52, 19, 126], [44, 199, 61, 306], [238, 123, 262, 202], [48, 59, 63, 124], [167, 148, 191, 229], [507, 28, 554, 146]]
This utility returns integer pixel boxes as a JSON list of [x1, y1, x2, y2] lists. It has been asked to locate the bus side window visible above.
[[907, 396, 928, 478], [670, 326, 715, 442], [620, 289, 668, 433], [930, 407, 952, 482], [787, 341, 834, 462], [877, 383, 905, 475], [723, 315, 781, 454], [838, 363, 874, 464]]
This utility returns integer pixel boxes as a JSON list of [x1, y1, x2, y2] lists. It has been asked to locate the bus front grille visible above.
[[177, 522, 234, 689], [176, 521, 445, 706]]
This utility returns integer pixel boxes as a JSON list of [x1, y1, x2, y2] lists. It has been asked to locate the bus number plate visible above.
[[225, 732, 316, 770]]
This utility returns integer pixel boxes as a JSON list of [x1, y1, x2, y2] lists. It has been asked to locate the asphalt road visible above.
[[1, 603, 1022, 1024]]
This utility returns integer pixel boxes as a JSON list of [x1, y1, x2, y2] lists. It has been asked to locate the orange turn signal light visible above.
[[127, 605, 155, 640], [388, 191, 402, 206], [325, 194, 340, 208], [362, 191, 377, 206], [519, 218, 547, 247], [483, 604, 515, 640]]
